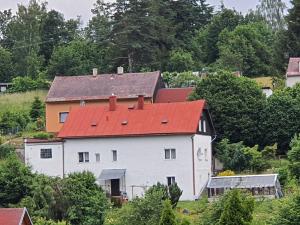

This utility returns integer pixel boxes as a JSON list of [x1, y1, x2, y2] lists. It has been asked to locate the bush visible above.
[[0, 144, 15, 159], [169, 183, 183, 208], [33, 132, 53, 140], [9, 76, 49, 93], [34, 218, 67, 225], [0, 110, 30, 134], [218, 170, 235, 176], [30, 97, 44, 122], [159, 200, 177, 225]]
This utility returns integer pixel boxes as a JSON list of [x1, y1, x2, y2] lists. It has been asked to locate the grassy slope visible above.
[[0, 90, 48, 116]]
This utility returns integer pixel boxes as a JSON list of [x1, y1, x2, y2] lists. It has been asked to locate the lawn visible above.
[[0, 90, 48, 116]]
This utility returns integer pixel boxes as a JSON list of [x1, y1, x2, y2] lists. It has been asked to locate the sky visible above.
[[0, 0, 292, 25]]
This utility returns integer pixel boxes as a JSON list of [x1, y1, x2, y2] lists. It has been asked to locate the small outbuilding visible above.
[[207, 174, 283, 200], [0, 208, 33, 225]]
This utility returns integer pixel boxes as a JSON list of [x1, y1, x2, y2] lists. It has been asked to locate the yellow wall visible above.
[[46, 98, 152, 133]]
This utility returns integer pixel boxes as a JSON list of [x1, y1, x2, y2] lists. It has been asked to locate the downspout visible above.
[[62, 140, 65, 178], [191, 135, 196, 196]]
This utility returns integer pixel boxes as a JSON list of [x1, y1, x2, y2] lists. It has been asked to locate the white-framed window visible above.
[[167, 176, 176, 186], [199, 118, 207, 133], [59, 112, 69, 123], [78, 152, 89, 163], [165, 149, 176, 160], [40, 149, 52, 159], [95, 153, 100, 162], [112, 150, 117, 161]]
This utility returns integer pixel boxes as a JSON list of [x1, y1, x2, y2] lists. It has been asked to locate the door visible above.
[[111, 179, 120, 196]]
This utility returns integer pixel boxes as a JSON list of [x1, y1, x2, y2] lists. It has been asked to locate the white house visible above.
[[286, 57, 300, 87], [25, 96, 215, 200]]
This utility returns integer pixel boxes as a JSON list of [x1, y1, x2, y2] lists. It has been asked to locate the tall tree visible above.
[[286, 0, 300, 57], [256, 0, 287, 31], [0, 47, 13, 82]]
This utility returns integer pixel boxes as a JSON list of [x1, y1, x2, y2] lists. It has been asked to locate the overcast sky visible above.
[[0, 0, 291, 25]]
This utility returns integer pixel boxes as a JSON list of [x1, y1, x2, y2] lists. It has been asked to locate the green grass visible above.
[[0, 90, 48, 115]]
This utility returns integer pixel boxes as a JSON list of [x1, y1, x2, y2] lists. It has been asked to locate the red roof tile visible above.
[[58, 100, 206, 138], [286, 57, 300, 77], [46, 71, 162, 102], [0, 208, 32, 225], [155, 88, 194, 103]]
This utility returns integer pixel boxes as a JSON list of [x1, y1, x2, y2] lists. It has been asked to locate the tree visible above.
[[288, 134, 300, 182], [159, 200, 177, 225], [260, 84, 300, 153], [168, 183, 183, 208], [218, 190, 254, 225], [30, 96, 44, 121], [256, 0, 286, 31], [62, 171, 108, 225], [0, 155, 33, 206], [163, 71, 200, 88], [217, 22, 276, 76], [0, 47, 13, 82], [190, 71, 266, 146], [285, 0, 300, 57], [47, 40, 98, 78], [272, 192, 300, 225], [168, 49, 195, 72]]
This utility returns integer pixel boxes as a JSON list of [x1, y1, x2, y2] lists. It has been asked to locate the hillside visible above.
[[0, 90, 48, 116]]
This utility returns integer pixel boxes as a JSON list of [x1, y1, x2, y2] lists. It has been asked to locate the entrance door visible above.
[[111, 179, 120, 196]]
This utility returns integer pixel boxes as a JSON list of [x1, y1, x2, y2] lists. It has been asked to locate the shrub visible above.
[[9, 76, 49, 93], [262, 144, 277, 160], [168, 183, 183, 208], [159, 200, 177, 225], [218, 170, 235, 176], [34, 218, 67, 225], [33, 132, 53, 140], [0, 110, 30, 134], [30, 97, 44, 121], [0, 144, 15, 159]]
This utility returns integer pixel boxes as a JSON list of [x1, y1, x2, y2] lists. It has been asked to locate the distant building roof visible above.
[[207, 174, 279, 189], [253, 77, 274, 89], [58, 99, 206, 138], [155, 88, 194, 103], [286, 57, 300, 77], [25, 138, 63, 144], [0, 208, 33, 225], [46, 71, 162, 102]]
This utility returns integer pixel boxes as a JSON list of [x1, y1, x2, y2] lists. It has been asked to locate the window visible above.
[[40, 149, 52, 159], [167, 177, 176, 186], [95, 153, 100, 162], [165, 149, 176, 159], [199, 118, 207, 133], [59, 112, 69, 123], [112, 150, 117, 161], [78, 152, 89, 163]]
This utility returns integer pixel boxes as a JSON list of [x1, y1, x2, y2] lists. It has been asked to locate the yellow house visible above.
[[45, 70, 164, 133]]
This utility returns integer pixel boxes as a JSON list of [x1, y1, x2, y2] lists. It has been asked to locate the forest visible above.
[[0, 0, 296, 83]]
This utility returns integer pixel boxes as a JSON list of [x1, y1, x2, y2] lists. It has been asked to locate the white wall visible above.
[[25, 141, 64, 177], [63, 135, 197, 200], [262, 88, 273, 98], [286, 76, 300, 87], [193, 134, 212, 198]]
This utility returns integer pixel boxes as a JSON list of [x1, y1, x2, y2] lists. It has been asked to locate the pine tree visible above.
[[286, 0, 300, 56], [159, 200, 177, 225], [30, 96, 44, 121]]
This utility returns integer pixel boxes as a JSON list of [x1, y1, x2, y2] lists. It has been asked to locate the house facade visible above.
[[286, 57, 300, 87], [45, 70, 164, 133], [25, 97, 215, 200]]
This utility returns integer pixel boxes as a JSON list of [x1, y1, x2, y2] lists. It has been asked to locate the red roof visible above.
[[0, 208, 32, 225], [155, 88, 194, 103], [46, 71, 163, 102], [58, 100, 206, 138], [286, 57, 300, 77]]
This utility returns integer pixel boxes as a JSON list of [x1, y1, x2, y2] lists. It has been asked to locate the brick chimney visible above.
[[137, 95, 144, 110], [93, 68, 98, 77], [109, 95, 117, 111]]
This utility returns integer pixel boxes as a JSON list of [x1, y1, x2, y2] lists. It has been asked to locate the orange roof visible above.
[[58, 100, 206, 138], [0, 208, 32, 225], [155, 88, 194, 103]]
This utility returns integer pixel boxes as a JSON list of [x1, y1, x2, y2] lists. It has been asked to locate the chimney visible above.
[[117, 66, 124, 74], [109, 95, 117, 111], [137, 95, 144, 110], [93, 68, 98, 77]]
